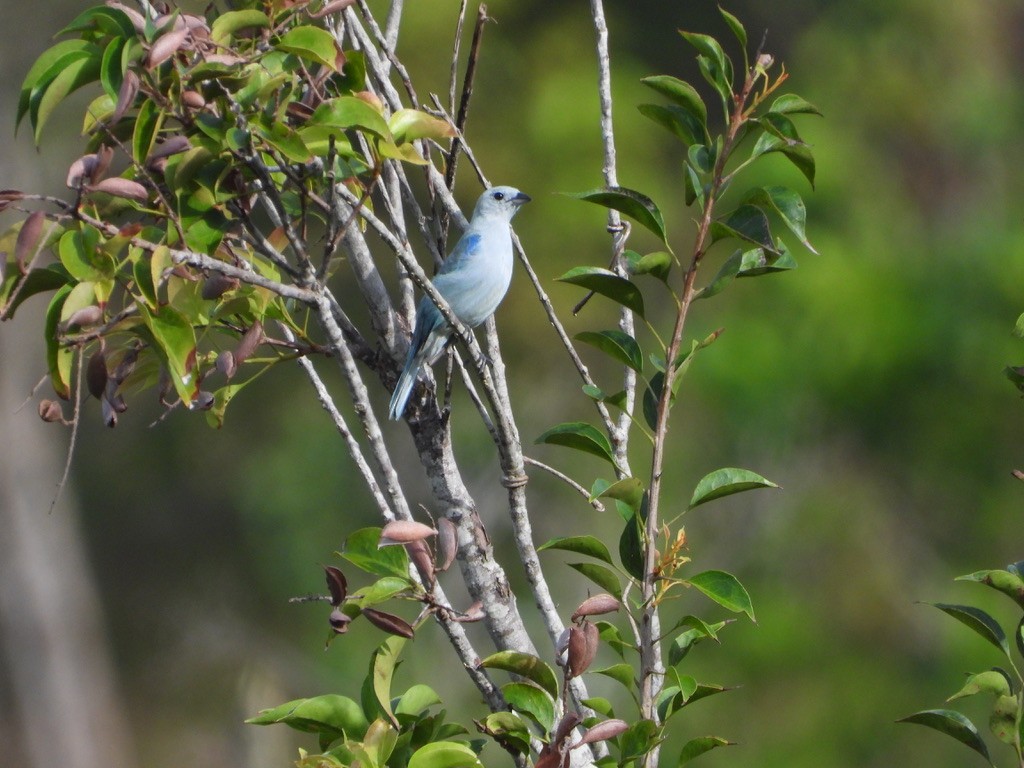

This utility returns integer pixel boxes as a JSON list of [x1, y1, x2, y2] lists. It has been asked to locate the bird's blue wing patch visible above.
[[439, 232, 481, 273]]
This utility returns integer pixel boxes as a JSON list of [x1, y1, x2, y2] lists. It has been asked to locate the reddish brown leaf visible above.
[[324, 565, 347, 606], [146, 26, 190, 69], [379, 520, 437, 546], [89, 177, 149, 202], [576, 718, 630, 746], [453, 601, 484, 623], [234, 320, 263, 365], [571, 593, 620, 621], [329, 607, 351, 634], [436, 517, 457, 572], [111, 70, 139, 124], [15, 211, 45, 272], [361, 608, 415, 638], [86, 348, 108, 399], [105, 1, 146, 32], [201, 273, 240, 300], [405, 539, 435, 586], [566, 622, 599, 678], [38, 399, 64, 423], [214, 350, 237, 379], [63, 305, 103, 329], [148, 135, 191, 161], [309, 0, 358, 18], [0, 190, 24, 213], [93, 145, 114, 184], [181, 90, 206, 109]]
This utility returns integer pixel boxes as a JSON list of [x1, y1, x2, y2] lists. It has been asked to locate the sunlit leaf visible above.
[[955, 570, 1024, 610], [686, 570, 754, 621], [137, 303, 196, 405], [342, 527, 411, 579], [689, 467, 779, 509], [594, 663, 635, 691], [389, 109, 456, 144], [407, 741, 482, 768], [640, 75, 707, 128], [246, 694, 369, 739], [210, 9, 270, 44], [576, 329, 643, 372], [480, 651, 559, 700], [948, 670, 1011, 701], [770, 93, 823, 117], [566, 187, 667, 244], [679, 735, 733, 765], [502, 682, 555, 734], [557, 266, 645, 317], [276, 25, 342, 71], [536, 421, 617, 466], [568, 562, 623, 597], [310, 96, 392, 139], [538, 535, 614, 564]]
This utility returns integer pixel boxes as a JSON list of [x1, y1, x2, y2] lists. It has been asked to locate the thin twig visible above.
[[49, 345, 84, 514], [444, 4, 488, 191], [523, 456, 605, 512]]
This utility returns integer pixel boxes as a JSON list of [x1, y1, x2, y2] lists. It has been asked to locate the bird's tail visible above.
[[388, 356, 420, 420]]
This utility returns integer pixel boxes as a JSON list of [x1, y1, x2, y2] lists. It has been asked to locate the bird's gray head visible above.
[[472, 185, 531, 222]]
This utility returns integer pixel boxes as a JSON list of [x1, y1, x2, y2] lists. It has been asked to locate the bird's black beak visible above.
[[513, 191, 531, 205]]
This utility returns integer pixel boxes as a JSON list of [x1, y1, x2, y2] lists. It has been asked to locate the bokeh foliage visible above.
[[2, 0, 1024, 767]]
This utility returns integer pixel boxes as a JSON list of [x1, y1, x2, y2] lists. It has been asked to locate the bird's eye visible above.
[[493, 191, 505, 200]]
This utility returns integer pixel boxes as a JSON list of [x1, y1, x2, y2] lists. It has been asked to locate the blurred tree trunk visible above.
[[0, 320, 137, 768]]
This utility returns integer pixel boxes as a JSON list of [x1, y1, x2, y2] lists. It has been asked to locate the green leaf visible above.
[[594, 663, 635, 691], [480, 712, 531, 754], [389, 109, 456, 144], [210, 10, 270, 44], [682, 683, 733, 708], [638, 103, 705, 147], [371, 636, 406, 725], [620, 720, 659, 762], [538, 535, 614, 564], [751, 114, 816, 187], [352, 576, 412, 608], [99, 37, 126, 102], [710, 205, 776, 252], [342, 527, 410, 579], [311, 96, 392, 139], [596, 476, 645, 513], [407, 741, 482, 768], [619, 512, 645, 581], [257, 120, 313, 163], [948, 670, 1012, 701], [557, 266, 645, 317], [576, 330, 643, 373], [718, 6, 748, 66], [956, 570, 1024, 610], [137, 303, 197, 405], [741, 186, 817, 253], [502, 682, 555, 734], [276, 25, 342, 71], [690, 467, 779, 509], [679, 735, 733, 765], [32, 52, 102, 144], [990, 694, 1017, 744], [770, 94, 823, 117], [686, 570, 755, 621], [679, 31, 733, 89], [535, 421, 617, 467], [480, 652, 559, 700], [596, 620, 635, 659], [581, 696, 615, 718], [668, 621, 728, 667], [60, 5, 137, 37], [566, 187, 668, 244], [246, 694, 369, 739], [44, 284, 74, 399], [897, 710, 992, 765], [18, 40, 95, 131], [625, 250, 673, 282], [395, 684, 441, 717], [929, 604, 1011, 659], [1, 265, 69, 319], [568, 562, 623, 597], [132, 98, 163, 165], [640, 75, 707, 128]]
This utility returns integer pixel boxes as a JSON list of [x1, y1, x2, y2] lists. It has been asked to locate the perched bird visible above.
[[388, 185, 531, 420]]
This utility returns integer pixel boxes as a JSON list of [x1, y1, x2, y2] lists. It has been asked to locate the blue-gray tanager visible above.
[[388, 185, 531, 420]]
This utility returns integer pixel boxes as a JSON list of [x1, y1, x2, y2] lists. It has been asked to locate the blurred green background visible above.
[[2, 1, 1024, 767]]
